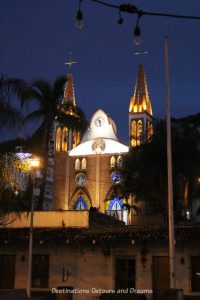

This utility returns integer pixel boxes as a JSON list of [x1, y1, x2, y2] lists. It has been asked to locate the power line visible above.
[[90, 0, 200, 20], [75, 0, 200, 46]]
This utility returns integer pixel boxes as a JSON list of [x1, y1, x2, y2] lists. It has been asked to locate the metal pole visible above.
[[164, 35, 176, 288], [27, 174, 35, 298]]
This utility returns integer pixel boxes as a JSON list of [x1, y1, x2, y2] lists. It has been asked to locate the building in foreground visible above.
[[1, 212, 200, 299]]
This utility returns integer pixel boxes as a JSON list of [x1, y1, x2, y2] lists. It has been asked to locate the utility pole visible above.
[[165, 35, 176, 289]]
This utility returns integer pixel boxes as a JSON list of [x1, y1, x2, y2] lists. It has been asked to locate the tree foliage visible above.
[[0, 153, 32, 224], [122, 118, 200, 220], [0, 75, 27, 131]]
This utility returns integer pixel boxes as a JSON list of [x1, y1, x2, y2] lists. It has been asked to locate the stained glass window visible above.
[[70, 190, 91, 210], [73, 196, 88, 210]]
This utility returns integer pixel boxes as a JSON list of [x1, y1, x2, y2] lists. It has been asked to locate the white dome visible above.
[[69, 109, 128, 156]]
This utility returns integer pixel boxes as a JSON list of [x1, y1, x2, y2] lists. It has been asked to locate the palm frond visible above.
[[23, 109, 45, 124], [0, 102, 23, 130], [0, 75, 28, 104], [26, 122, 46, 154], [31, 80, 52, 101], [52, 75, 66, 103], [21, 86, 45, 108]]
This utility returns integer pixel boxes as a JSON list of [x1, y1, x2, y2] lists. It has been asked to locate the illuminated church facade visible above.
[[44, 64, 153, 224], [2, 66, 200, 299]]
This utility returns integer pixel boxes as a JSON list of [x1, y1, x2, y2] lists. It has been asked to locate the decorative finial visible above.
[[65, 51, 77, 69]]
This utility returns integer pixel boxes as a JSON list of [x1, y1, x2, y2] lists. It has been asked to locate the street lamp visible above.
[[27, 156, 41, 299]]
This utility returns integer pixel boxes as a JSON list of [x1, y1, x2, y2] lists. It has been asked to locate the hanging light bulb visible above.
[[118, 10, 124, 25], [75, 10, 83, 29], [133, 13, 143, 46], [75, 0, 83, 29], [134, 25, 142, 46]]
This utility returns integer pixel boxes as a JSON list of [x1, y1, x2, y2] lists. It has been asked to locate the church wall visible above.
[[99, 155, 112, 213], [85, 156, 99, 208], [68, 155, 112, 212], [68, 157, 79, 201], [53, 153, 68, 210], [68, 156, 97, 206]]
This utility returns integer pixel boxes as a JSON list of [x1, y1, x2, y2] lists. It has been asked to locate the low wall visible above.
[[1, 211, 89, 228]]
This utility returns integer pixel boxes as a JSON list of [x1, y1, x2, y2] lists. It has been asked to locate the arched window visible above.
[[110, 156, 116, 169], [105, 196, 128, 224], [75, 158, 80, 170], [69, 190, 91, 210], [82, 158, 87, 170], [131, 120, 137, 147], [73, 130, 80, 148], [73, 196, 88, 209], [56, 127, 62, 151], [76, 131, 80, 145], [147, 122, 153, 140], [117, 156, 123, 168], [62, 127, 68, 152], [137, 120, 143, 146], [107, 196, 123, 211]]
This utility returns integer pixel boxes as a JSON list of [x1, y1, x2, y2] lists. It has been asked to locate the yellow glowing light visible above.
[[198, 178, 200, 183], [29, 158, 40, 169], [142, 101, 147, 111]]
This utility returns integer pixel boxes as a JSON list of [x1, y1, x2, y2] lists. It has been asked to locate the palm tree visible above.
[[0, 75, 27, 131], [21, 77, 65, 152], [22, 76, 88, 208], [22, 76, 87, 152]]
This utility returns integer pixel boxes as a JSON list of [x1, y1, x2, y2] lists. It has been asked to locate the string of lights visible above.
[[75, 0, 200, 45]]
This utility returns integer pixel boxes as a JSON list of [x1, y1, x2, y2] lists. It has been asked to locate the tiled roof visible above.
[[0, 224, 200, 245]]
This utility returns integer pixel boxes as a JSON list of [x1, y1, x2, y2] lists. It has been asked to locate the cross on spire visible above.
[[134, 50, 148, 56], [65, 51, 77, 70]]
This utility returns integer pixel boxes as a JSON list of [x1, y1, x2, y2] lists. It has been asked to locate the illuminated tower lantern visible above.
[[129, 64, 153, 147]]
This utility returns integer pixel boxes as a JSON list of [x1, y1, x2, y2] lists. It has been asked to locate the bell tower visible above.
[[129, 64, 153, 147], [53, 72, 81, 210], [55, 73, 80, 152]]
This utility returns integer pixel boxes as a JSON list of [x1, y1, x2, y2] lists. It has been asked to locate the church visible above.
[[43, 64, 153, 226], [0, 65, 200, 300]]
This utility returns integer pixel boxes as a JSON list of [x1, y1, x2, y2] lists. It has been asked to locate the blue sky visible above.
[[1, 0, 200, 143]]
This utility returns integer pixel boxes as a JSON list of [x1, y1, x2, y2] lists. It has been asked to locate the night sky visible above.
[[1, 0, 200, 143]]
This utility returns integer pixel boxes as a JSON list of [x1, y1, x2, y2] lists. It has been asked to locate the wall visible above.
[[1, 240, 200, 299], [68, 155, 112, 212], [2, 211, 89, 228]]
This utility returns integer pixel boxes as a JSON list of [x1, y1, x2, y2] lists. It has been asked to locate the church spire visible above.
[[129, 64, 152, 116], [63, 73, 76, 105], [129, 64, 153, 147]]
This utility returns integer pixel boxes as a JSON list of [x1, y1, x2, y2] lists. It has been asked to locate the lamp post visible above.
[[27, 157, 40, 298], [165, 35, 176, 289]]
